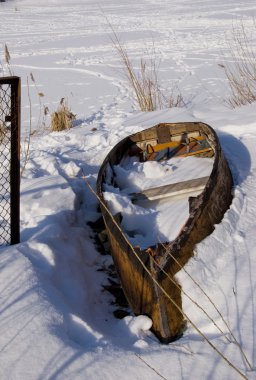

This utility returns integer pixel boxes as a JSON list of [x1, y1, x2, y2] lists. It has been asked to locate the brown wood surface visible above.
[[96, 121, 233, 343]]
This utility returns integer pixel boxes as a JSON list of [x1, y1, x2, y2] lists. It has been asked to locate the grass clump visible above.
[[221, 19, 256, 108], [110, 27, 184, 111], [50, 98, 76, 132]]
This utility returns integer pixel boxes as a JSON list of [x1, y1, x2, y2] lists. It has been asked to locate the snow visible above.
[[103, 156, 213, 248], [113, 155, 214, 192], [0, 0, 256, 379]]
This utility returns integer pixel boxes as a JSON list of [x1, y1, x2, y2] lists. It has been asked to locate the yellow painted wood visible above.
[[146, 136, 207, 154], [179, 147, 213, 157]]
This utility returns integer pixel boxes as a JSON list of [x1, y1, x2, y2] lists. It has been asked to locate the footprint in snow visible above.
[[233, 231, 245, 242]]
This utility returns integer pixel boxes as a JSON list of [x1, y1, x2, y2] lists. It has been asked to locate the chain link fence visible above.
[[0, 77, 20, 246]]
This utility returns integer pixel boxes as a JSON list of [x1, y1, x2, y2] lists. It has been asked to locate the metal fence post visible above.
[[0, 76, 20, 246], [10, 77, 20, 244]]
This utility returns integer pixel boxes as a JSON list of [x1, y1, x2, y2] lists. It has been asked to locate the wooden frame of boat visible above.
[[96, 122, 233, 343]]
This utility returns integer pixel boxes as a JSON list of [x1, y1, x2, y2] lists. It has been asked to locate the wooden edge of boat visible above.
[[96, 122, 233, 342]]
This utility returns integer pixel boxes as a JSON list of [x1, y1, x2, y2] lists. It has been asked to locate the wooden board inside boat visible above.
[[130, 176, 209, 202]]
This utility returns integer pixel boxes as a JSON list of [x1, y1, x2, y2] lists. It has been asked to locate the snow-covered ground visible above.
[[0, 0, 256, 379]]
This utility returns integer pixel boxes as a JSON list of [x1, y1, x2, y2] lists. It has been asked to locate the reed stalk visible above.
[[29, 72, 46, 131], [20, 76, 32, 177], [221, 20, 256, 107], [83, 173, 249, 380], [108, 22, 184, 111], [163, 244, 252, 370], [135, 353, 168, 380], [4, 44, 14, 76]]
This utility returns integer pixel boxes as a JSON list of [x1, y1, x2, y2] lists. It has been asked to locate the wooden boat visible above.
[[96, 122, 233, 342]]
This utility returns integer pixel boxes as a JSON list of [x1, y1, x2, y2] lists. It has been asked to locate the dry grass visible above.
[[29, 72, 47, 132], [0, 45, 13, 142], [21, 76, 32, 177], [0, 97, 4, 142], [50, 98, 76, 132], [163, 244, 252, 370], [110, 27, 184, 111], [21, 73, 45, 176], [83, 173, 250, 380], [113, 35, 162, 112], [4, 44, 14, 76], [221, 19, 256, 108]]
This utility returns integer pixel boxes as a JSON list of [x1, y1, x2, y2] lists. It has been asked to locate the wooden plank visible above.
[[130, 176, 209, 201], [157, 125, 171, 143], [146, 138, 213, 160], [178, 147, 213, 157], [145, 136, 207, 154], [146, 141, 179, 153]]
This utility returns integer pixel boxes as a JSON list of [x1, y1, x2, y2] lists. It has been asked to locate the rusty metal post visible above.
[[10, 77, 20, 244]]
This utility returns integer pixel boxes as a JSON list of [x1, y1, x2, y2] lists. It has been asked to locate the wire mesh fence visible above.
[[0, 77, 20, 246]]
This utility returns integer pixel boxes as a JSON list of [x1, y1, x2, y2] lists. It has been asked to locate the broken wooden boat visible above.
[[96, 122, 233, 342]]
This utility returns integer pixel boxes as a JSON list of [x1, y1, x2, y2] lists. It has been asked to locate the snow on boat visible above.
[[96, 122, 233, 342]]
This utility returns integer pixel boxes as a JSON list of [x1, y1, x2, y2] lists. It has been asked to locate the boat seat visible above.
[[130, 176, 209, 202]]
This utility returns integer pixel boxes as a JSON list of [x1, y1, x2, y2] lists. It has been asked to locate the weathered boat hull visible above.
[[96, 122, 233, 342]]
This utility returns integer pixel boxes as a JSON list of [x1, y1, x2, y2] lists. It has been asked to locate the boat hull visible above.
[[96, 122, 233, 342]]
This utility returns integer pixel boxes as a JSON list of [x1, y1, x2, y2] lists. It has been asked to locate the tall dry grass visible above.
[[0, 90, 5, 142], [4, 44, 14, 76], [0, 43, 12, 76], [21, 73, 50, 176], [110, 27, 184, 111], [221, 19, 256, 108], [29, 72, 48, 131]]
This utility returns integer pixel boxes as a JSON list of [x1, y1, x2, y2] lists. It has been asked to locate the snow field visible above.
[[0, 0, 256, 379]]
